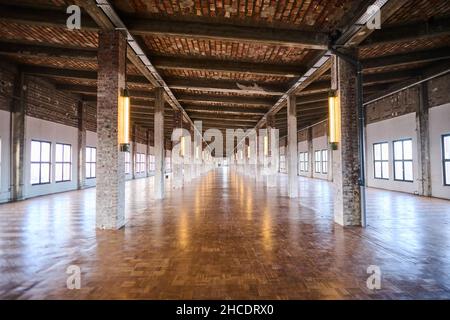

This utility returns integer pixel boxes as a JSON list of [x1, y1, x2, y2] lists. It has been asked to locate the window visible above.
[[86, 147, 96, 179], [55, 143, 72, 182], [125, 152, 131, 174], [314, 151, 321, 173], [373, 142, 389, 179], [321, 150, 328, 174], [30, 140, 51, 185], [443, 134, 450, 186], [149, 155, 155, 171], [393, 139, 413, 182], [135, 153, 146, 173], [299, 152, 309, 173]]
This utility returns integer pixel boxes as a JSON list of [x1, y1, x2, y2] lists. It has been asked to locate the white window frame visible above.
[[373, 142, 389, 180], [393, 139, 413, 182], [86, 147, 96, 179], [30, 140, 52, 185], [55, 143, 72, 183]]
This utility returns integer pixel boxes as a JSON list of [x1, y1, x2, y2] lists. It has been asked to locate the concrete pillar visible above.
[[193, 122, 202, 178], [307, 127, 314, 178], [331, 51, 361, 226], [11, 71, 27, 201], [287, 95, 298, 198], [154, 86, 165, 199], [326, 121, 334, 182], [172, 110, 183, 189], [266, 115, 278, 187], [146, 129, 151, 177], [77, 101, 87, 189], [417, 81, 432, 196], [131, 125, 137, 179], [96, 30, 126, 230]]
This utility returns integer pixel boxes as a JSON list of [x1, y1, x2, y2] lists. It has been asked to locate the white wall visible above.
[[429, 103, 450, 200], [312, 136, 329, 180], [24, 116, 79, 198], [0, 110, 10, 203], [366, 112, 419, 194], [85, 130, 97, 187]]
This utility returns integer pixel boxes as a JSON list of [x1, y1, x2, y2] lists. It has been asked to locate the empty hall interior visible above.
[[0, 0, 450, 299]]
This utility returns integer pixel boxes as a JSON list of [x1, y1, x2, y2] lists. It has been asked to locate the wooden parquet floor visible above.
[[0, 168, 449, 299]]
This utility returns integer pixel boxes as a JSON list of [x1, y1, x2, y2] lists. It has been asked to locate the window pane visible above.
[[404, 161, 413, 181], [30, 163, 40, 184], [86, 148, 91, 162], [41, 142, 50, 162], [382, 162, 389, 179], [31, 141, 41, 162], [394, 141, 403, 160], [445, 162, 450, 185], [374, 144, 381, 161], [403, 140, 413, 160], [86, 164, 91, 178], [322, 150, 327, 162], [394, 161, 403, 180], [322, 162, 327, 174], [63, 163, 71, 181], [55, 163, 62, 181], [40, 163, 50, 183], [64, 145, 71, 162], [91, 148, 96, 162], [444, 136, 450, 160], [55, 144, 63, 162], [90, 164, 96, 178], [375, 162, 382, 178], [381, 143, 389, 161]]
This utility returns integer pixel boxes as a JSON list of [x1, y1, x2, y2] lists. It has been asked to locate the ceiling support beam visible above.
[[152, 56, 306, 78], [361, 17, 450, 48]]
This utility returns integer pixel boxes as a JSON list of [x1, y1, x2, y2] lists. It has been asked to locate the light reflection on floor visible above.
[[0, 168, 449, 299]]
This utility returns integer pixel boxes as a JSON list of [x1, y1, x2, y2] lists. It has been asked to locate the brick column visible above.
[[172, 110, 183, 189], [154, 87, 165, 199], [131, 125, 137, 179], [307, 127, 314, 178], [77, 101, 87, 189], [326, 121, 334, 182], [193, 121, 202, 178], [331, 50, 361, 226], [417, 81, 431, 196], [266, 115, 278, 187], [11, 71, 27, 201], [183, 123, 192, 183], [146, 129, 151, 177], [287, 95, 298, 198], [96, 30, 126, 230]]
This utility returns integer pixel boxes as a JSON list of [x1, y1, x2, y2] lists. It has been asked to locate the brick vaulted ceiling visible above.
[[0, 0, 449, 139]]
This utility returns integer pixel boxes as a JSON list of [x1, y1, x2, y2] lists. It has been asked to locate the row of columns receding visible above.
[[96, 30, 215, 229], [95, 30, 363, 229]]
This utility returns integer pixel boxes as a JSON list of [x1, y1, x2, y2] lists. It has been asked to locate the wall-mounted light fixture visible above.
[[328, 90, 340, 150], [119, 87, 130, 152]]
